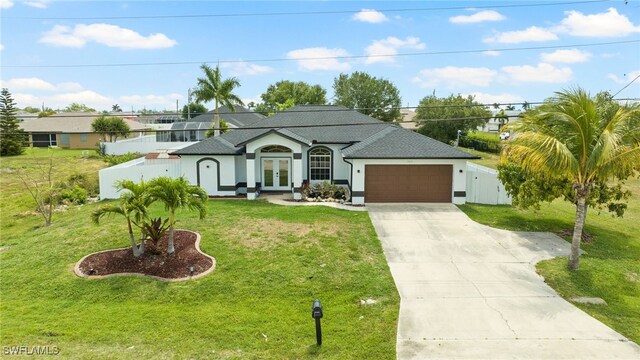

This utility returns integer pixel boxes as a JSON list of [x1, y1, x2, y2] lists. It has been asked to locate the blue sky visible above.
[[1, 0, 639, 112]]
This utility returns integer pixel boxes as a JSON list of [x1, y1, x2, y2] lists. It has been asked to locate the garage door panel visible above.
[[365, 165, 452, 203]]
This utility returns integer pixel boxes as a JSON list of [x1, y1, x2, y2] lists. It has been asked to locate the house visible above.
[[20, 112, 150, 149], [156, 105, 265, 143], [170, 105, 478, 205]]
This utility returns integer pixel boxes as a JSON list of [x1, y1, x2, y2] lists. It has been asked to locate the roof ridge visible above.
[[342, 125, 397, 155]]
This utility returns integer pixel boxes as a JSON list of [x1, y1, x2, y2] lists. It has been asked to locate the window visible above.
[[80, 134, 87, 142], [261, 145, 291, 153], [309, 147, 331, 181], [60, 134, 70, 145]]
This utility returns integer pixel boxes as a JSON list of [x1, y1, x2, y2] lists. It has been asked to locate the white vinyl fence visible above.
[[99, 157, 182, 199], [466, 163, 512, 205], [102, 135, 197, 155]]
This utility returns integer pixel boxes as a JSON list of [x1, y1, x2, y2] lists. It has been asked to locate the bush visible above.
[[102, 152, 142, 166], [459, 131, 501, 153], [66, 173, 99, 197], [301, 181, 348, 201], [60, 185, 88, 205]]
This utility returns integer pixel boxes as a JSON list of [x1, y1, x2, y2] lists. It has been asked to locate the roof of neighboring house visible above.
[[188, 105, 265, 127], [173, 105, 478, 159], [19, 113, 150, 133]]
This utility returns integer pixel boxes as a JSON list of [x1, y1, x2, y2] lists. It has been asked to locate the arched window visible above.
[[309, 147, 331, 181], [261, 145, 291, 153]]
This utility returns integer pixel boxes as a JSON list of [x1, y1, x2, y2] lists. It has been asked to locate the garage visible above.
[[365, 164, 453, 203]]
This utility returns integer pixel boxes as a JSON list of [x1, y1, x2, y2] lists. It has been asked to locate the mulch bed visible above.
[[77, 230, 214, 280], [557, 229, 594, 243]]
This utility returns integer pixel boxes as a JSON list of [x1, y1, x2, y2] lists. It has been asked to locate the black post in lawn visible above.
[[312, 299, 323, 346]]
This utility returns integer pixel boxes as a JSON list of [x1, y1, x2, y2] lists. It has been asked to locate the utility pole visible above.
[[187, 88, 192, 120]]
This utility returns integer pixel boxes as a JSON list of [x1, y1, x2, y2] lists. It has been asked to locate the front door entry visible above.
[[262, 158, 290, 191]]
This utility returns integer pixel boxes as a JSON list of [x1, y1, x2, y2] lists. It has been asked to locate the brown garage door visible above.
[[365, 165, 453, 203]]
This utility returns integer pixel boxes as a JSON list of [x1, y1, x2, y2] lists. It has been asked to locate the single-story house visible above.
[[20, 112, 150, 149], [172, 105, 479, 205]]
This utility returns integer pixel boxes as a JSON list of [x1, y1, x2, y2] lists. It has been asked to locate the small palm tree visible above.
[[192, 64, 244, 136], [91, 180, 151, 257], [504, 88, 640, 270], [147, 176, 207, 255]]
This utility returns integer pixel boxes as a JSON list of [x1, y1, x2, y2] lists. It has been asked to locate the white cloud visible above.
[[0, 43, 4, 51], [0, 77, 57, 91], [502, 63, 572, 83], [467, 92, 524, 105], [50, 91, 113, 108], [119, 93, 184, 110], [484, 26, 558, 44], [556, 8, 640, 38], [482, 50, 501, 57], [449, 10, 505, 24], [412, 66, 498, 88], [540, 49, 591, 63], [39, 23, 177, 49], [24, 0, 48, 8], [352, 9, 388, 23], [221, 61, 273, 76], [365, 36, 425, 64], [56, 82, 84, 92], [0, 0, 14, 9], [607, 70, 640, 85], [286, 47, 351, 71]]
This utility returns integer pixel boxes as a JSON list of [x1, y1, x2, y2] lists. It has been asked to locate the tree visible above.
[[111, 104, 122, 112], [182, 103, 208, 120], [91, 116, 130, 142], [16, 157, 58, 226], [91, 180, 151, 257], [502, 88, 640, 270], [38, 108, 56, 117], [494, 109, 509, 130], [23, 106, 40, 113], [333, 71, 402, 122], [64, 103, 96, 112], [1, 88, 27, 156], [415, 94, 492, 144], [255, 80, 327, 116], [192, 64, 244, 136], [147, 177, 207, 255], [205, 119, 229, 138]]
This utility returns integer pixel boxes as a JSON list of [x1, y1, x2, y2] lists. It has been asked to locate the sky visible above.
[[1, 0, 639, 112]]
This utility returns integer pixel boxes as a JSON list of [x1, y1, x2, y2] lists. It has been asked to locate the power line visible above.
[[3, 39, 637, 69], [1, 0, 610, 20], [612, 73, 640, 97]]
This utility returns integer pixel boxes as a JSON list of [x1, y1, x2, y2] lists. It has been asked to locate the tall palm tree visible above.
[[147, 176, 207, 255], [91, 180, 151, 257], [192, 64, 244, 136], [504, 88, 640, 270]]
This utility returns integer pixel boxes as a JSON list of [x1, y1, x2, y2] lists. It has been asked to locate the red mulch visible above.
[[78, 230, 213, 279]]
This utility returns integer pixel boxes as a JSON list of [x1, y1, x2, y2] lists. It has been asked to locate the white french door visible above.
[[261, 158, 291, 191]]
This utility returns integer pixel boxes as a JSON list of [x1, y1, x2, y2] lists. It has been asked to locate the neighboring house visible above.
[[168, 105, 478, 205], [478, 109, 521, 132], [398, 109, 418, 130], [20, 112, 149, 149]]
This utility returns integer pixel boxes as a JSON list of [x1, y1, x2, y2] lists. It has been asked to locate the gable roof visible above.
[[173, 105, 478, 159], [19, 113, 149, 133], [188, 105, 265, 127]]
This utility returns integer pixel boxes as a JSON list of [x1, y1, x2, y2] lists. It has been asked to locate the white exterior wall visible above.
[[99, 157, 181, 199], [466, 163, 512, 205], [102, 136, 196, 155], [350, 159, 468, 205], [180, 155, 237, 196], [235, 155, 247, 193]]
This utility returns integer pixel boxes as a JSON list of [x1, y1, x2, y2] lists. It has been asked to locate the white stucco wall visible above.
[[180, 155, 237, 196], [350, 159, 468, 205], [99, 157, 182, 199]]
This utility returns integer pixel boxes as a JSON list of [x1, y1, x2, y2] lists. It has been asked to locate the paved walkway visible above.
[[261, 193, 367, 211], [367, 203, 640, 360]]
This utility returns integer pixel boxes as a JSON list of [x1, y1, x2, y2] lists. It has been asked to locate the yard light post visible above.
[[312, 299, 323, 346]]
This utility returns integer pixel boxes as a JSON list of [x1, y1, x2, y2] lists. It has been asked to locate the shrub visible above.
[[140, 217, 170, 254], [66, 173, 99, 197], [102, 152, 142, 166], [459, 131, 501, 153], [59, 185, 88, 205], [301, 181, 348, 201]]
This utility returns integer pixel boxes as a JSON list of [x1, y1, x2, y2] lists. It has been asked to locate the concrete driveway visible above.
[[368, 203, 640, 360]]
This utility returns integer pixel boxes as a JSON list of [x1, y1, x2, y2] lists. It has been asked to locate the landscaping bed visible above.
[[76, 230, 214, 280]]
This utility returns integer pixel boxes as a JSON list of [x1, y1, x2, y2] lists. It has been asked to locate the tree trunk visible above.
[[127, 219, 143, 257], [568, 194, 588, 271], [214, 99, 220, 137], [167, 211, 175, 255]]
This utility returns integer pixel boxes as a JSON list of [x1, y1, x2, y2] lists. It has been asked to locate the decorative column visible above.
[[246, 153, 256, 200], [292, 153, 303, 200]]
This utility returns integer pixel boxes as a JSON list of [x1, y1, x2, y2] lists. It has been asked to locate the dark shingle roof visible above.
[[342, 126, 480, 159], [188, 105, 264, 127], [245, 105, 380, 128]]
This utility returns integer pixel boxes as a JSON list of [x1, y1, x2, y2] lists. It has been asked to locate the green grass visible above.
[[459, 177, 640, 343], [0, 149, 399, 359], [462, 148, 500, 169]]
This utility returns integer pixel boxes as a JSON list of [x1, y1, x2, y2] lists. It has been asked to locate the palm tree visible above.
[[192, 64, 244, 136], [494, 109, 510, 131], [91, 180, 151, 257], [504, 88, 640, 270], [147, 176, 207, 255]]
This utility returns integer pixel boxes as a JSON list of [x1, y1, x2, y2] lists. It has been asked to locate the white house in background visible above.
[[101, 105, 479, 205], [478, 109, 521, 133]]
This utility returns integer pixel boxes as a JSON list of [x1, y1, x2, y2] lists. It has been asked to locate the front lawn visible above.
[[0, 149, 399, 359], [459, 178, 640, 344]]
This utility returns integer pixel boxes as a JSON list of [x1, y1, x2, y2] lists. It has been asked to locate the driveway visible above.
[[368, 203, 640, 360]]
